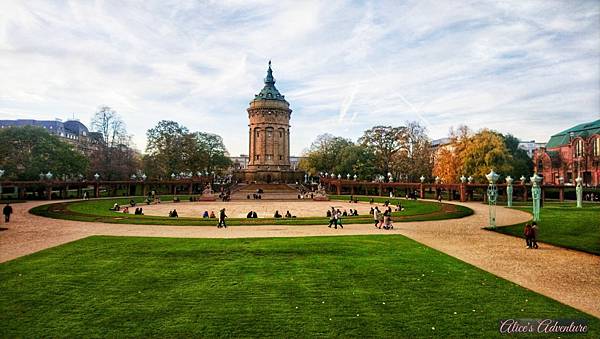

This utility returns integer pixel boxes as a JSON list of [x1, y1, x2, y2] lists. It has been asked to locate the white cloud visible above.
[[0, 0, 598, 156]]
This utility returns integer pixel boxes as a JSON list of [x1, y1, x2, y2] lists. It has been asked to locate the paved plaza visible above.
[[138, 200, 372, 218], [0, 199, 599, 318]]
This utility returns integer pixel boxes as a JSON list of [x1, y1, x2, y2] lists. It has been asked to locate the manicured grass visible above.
[[1, 235, 597, 337], [29, 195, 473, 226], [491, 203, 600, 255]]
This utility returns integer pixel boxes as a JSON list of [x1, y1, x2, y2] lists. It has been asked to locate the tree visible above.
[[144, 121, 232, 178], [460, 129, 514, 182], [358, 126, 404, 175], [0, 126, 88, 180], [89, 106, 137, 180], [192, 132, 232, 173], [390, 121, 433, 181], [503, 134, 533, 178], [144, 120, 190, 178], [299, 134, 354, 175]]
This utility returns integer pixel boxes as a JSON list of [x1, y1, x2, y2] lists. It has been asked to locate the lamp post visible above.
[[531, 173, 542, 221], [576, 176, 583, 208], [346, 173, 350, 180], [353, 174, 357, 181], [46, 172, 53, 180], [506, 176, 513, 207], [337, 174, 341, 180], [520, 175, 526, 184], [486, 170, 499, 227], [435, 176, 440, 184], [460, 175, 466, 184], [467, 176, 473, 184], [419, 175, 425, 183]]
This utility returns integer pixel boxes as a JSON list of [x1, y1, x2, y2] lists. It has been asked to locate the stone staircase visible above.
[[230, 183, 302, 200]]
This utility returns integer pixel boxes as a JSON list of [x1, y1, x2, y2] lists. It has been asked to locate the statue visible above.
[[531, 174, 542, 221], [506, 176, 513, 207], [576, 177, 583, 208]]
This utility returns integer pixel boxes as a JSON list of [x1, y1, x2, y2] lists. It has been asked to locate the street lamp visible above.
[[420, 175, 425, 183], [347, 173, 350, 180], [131, 174, 137, 180], [141, 174, 147, 181], [558, 176, 564, 185], [46, 172, 53, 180], [467, 176, 473, 184], [435, 176, 440, 184], [460, 175, 466, 183], [94, 173, 100, 181], [530, 173, 542, 221], [0, 169, 4, 178], [353, 174, 357, 181], [506, 176, 513, 207], [485, 169, 499, 227], [337, 174, 341, 180], [575, 176, 583, 208], [171, 173, 176, 180], [520, 175, 526, 184]]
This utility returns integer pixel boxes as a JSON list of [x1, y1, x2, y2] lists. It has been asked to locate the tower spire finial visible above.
[[265, 60, 275, 85]]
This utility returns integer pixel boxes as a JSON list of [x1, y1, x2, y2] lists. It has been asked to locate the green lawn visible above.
[[29, 195, 472, 226], [491, 203, 600, 255], [1, 235, 597, 337]]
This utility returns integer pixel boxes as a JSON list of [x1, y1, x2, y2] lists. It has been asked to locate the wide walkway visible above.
[[0, 199, 598, 318]]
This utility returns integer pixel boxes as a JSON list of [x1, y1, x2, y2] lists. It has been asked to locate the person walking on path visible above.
[[328, 207, 336, 228], [218, 208, 227, 228], [336, 209, 343, 229], [523, 223, 533, 248], [3, 203, 13, 223], [530, 222, 539, 249], [373, 207, 380, 228]]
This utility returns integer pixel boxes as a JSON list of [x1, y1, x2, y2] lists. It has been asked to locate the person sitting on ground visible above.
[[369, 198, 374, 204], [285, 210, 292, 218], [138, 207, 144, 215], [274, 210, 282, 218], [202, 211, 209, 218], [252, 211, 258, 218], [369, 207, 374, 215], [174, 196, 180, 203], [342, 210, 348, 217], [247, 194, 251, 199], [353, 209, 359, 216], [122, 206, 129, 214], [247, 211, 253, 218], [326, 210, 332, 218], [130, 199, 136, 207], [110, 203, 120, 211], [209, 211, 216, 218], [169, 209, 178, 218]]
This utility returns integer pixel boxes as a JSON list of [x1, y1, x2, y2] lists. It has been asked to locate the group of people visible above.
[[202, 211, 217, 218], [371, 206, 394, 230], [247, 193, 263, 200], [327, 207, 344, 229], [326, 209, 358, 217], [246, 211, 258, 218], [168, 209, 178, 218], [523, 222, 539, 249], [273, 210, 295, 218]]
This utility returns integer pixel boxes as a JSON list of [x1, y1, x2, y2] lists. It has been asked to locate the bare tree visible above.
[[90, 106, 135, 179]]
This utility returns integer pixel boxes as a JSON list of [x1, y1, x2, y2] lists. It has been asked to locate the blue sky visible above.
[[0, 0, 598, 156]]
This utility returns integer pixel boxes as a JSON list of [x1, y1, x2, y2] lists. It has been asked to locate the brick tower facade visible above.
[[238, 61, 303, 183]]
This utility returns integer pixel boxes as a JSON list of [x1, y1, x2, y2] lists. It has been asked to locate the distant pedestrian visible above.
[[530, 222, 539, 249], [373, 207, 380, 228], [218, 208, 227, 228], [523, 223, 533, 248], [3, 203, 13, 223]]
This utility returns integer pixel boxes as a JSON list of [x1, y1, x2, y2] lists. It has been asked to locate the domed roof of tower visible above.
[[253, 61, 287, 102]]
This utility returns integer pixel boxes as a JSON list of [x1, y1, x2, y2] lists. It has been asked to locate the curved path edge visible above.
[[0, 199, 598, 319]]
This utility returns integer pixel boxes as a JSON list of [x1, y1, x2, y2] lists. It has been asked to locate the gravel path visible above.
[[0, 199, 598, 318]]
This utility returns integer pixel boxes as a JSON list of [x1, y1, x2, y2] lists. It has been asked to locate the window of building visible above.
[[266, 155, 272, 160], [255, 155, 260, 160], [593, 137, 600, 157], [256, 130, 260, 138], [267, 130, 272, 137], [279, 155, 282, 160], [574, 139, 584, 157], [279, 131, 283, 138]]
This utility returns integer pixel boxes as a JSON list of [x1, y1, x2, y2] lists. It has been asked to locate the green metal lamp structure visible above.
[[575, 176, 583, 208], [531, 173, 542, 221], [486, 169, 499, 227], [506, 176, 513, 207]]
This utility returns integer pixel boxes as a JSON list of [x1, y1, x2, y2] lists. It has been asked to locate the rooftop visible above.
[[545, 119, 600, 148], [252, 61, 287, 103]]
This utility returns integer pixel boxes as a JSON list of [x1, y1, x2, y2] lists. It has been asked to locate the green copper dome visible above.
[[253, 61, 287, 102]]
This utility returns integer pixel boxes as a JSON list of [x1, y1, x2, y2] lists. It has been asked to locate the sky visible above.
[[0, 0, 599, 156]]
